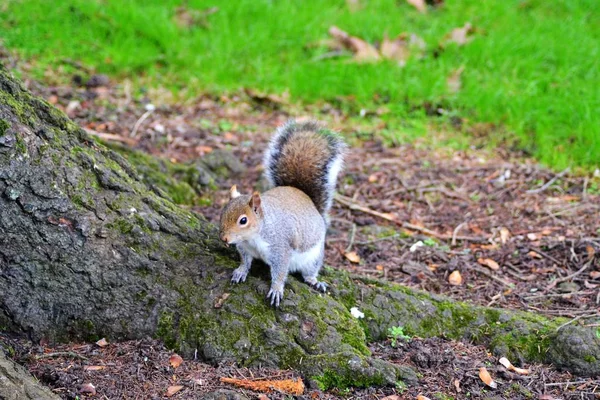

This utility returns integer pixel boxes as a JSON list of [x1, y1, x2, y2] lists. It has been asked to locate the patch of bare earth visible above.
[[3, 65, 599, 399]]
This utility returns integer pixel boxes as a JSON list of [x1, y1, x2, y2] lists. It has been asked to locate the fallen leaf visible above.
[[376, 264, 384, 271], [329, 26, 381, 62], [586, 245, 596, 259], [448, 270, 463, 285], [169, 354, 183, 368], [528, 251, 542, 259], [346, 0, 361, 12], [445, 23, 474, 46], [416, 396, 431, 400], [380, 34, 410, 66], [213, 293, 230, 309], [406, 0, 427, 13], [80, 383, 96, 395], [447, 66, 464, 94], [368, 173, 379, 183], [453, 378, 461, 392], [95, 338, 108, 347], [500, 227, 510, 244], [478, 258, 500, 271], [345, 251, 361, 263], [220, 377, 304, 395], [381, 395, 401, 400], [84, 365, 105, 371], [257, 395, 270, 400], [499, 356, 530, 375], [590, 271, 600, 279], [478, 367, 497, 388], [527, 233, 538, 241], [166, 385, 184, 397]]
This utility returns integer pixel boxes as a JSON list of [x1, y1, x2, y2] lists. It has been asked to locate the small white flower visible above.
[[410, 240, 424, 252], [350, 307, 364, 319]]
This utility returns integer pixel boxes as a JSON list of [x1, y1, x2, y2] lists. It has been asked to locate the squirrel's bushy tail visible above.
[[263, 119, 346, 220]]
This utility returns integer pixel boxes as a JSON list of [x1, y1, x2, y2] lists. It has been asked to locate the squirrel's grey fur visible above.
[[219, 120, 346, 306]]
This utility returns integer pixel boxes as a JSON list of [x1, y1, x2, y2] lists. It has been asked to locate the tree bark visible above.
[[0, 349, 60, 399], [0, 65, 599, 391]]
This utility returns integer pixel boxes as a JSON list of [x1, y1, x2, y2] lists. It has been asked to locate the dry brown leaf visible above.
[[528, 251, 542, 259], [376, 264, 384, 271], [380, 35, 410, 66], [80, 383, 96, 395], [416, 395, 431, 400], [478, 367, 497, 389], [345, 251, 361, 263], [448, 270, 463, 285], [500, 227, 510, 245], [329, 26, 381, 62], [169, 354, 183, 368], [445, 23, 474, 46], [586, 245, 596, 259], [590, 271, 600, 279], [84, 365, 105, 371], [381, 395, 401, 400], [499, 357, 530, 375], [406, 0, 427, 13], [453, 378, 461, 392], [257, 395, 270, 400], [447, 66, 464, 94], [346, 0, 361, 12], [478, 258, 500, 271], [220, 377, 304, 395], [214, 293, 230, 309], [368, 173, 379, 183], [95, 338, 108, 347], [166, 385, 184, 397]]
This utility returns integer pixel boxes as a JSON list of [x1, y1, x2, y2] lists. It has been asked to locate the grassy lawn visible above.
[[1, 0, 598, 169]]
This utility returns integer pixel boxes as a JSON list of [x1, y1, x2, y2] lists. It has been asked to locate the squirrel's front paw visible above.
[[267, 285, 284, 307], [231, 267, 249, 283]]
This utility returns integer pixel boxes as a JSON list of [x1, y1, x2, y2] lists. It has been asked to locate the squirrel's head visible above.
[[219, 185, 263, 245]]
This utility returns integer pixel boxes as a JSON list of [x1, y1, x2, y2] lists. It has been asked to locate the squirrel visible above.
[[218, 119, 346, 307]]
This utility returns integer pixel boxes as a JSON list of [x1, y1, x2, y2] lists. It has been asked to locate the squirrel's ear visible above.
[[229, 185, 241, 199], [249, 191, 262, 213]]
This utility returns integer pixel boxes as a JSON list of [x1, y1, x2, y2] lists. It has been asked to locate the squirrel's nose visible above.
[[220, 233, 229, 243]]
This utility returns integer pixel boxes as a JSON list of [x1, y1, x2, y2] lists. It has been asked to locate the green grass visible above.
[[1, 0, 599, 169]]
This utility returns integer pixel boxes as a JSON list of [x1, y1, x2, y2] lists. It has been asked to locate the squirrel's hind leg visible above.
[[231, 246, 253, 283], [302, 246, 328, 293]]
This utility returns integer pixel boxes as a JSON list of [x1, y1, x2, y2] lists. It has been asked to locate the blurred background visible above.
[[1, 0, 598, 170]]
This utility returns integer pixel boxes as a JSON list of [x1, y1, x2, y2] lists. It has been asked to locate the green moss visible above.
[[313, 366, 385, 391], [0, 119, 9, 136], [157, 312, 177, 350], [584, 355, 597, 363], [107, 218, 134, 234]]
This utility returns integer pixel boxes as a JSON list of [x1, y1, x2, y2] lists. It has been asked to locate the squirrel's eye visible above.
[[239, 216, 248, 225]]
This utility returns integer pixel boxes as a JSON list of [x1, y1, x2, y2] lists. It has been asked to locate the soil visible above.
[[2, 57, 599, 399]]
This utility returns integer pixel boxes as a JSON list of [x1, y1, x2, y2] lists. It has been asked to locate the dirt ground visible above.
[[2, 60, 600, 399]]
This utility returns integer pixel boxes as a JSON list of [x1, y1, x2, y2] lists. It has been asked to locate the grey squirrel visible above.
[[218, 119, 346, 306]]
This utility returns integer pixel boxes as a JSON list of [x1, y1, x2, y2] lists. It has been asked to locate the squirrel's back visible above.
[[263, 120, 346, 219]]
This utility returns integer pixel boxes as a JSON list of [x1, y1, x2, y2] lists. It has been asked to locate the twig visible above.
[[85, 129, 138, 146], [36, 351, 89, 361], [526, 168, 570, 194], [555, 314, 600, 332], [468, 264, 515, 288], [546, 259, 593, 291], [356, 233, 401, 245], [544, 380, 599, 387], [335, 194, 489, 243], [451, 221, 468, 246], [130, 107, 155, 138], [345, 223, 357, 253]]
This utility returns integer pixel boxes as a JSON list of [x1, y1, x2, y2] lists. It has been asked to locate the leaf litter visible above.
[[3, 51, 600, 399]]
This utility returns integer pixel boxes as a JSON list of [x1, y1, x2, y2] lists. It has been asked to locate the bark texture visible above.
[[0, 349, 60, 399], [0, 65, 599, 391]]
